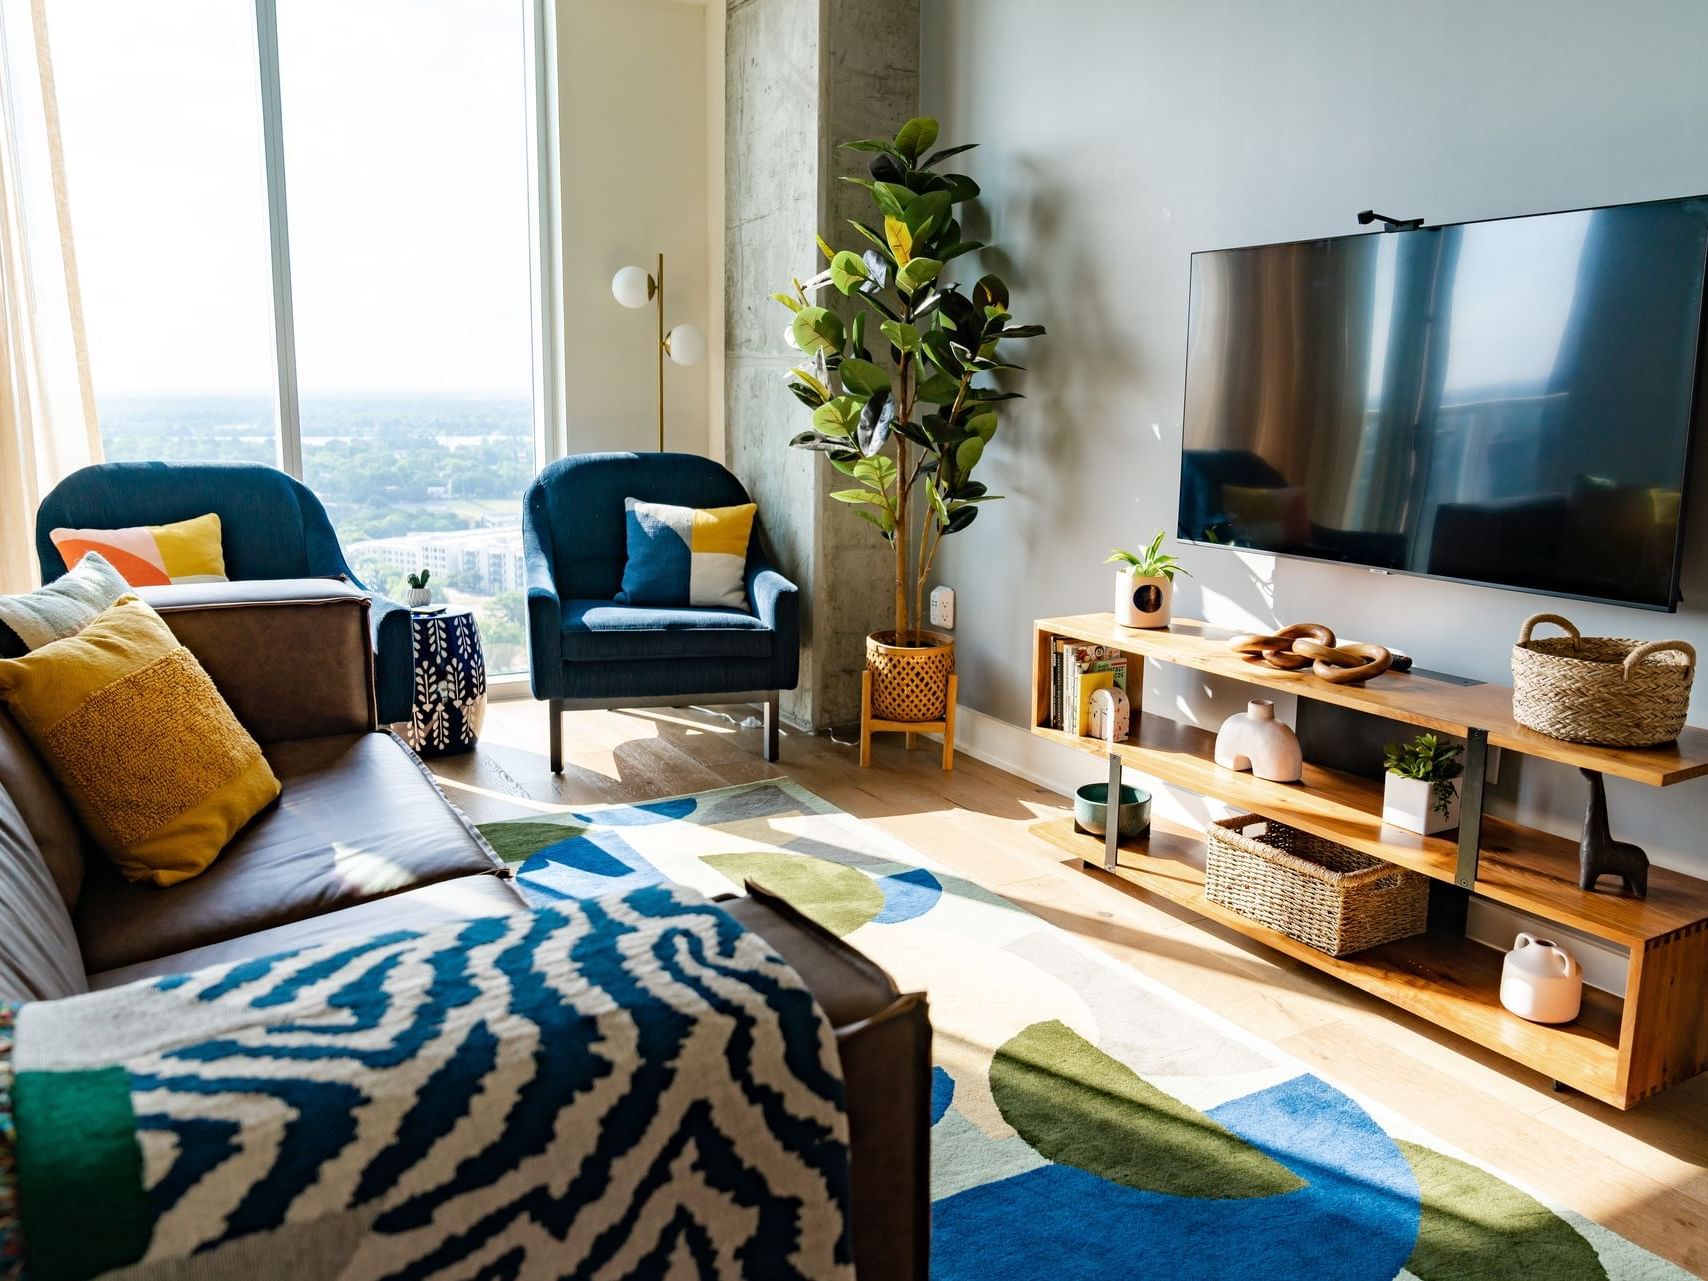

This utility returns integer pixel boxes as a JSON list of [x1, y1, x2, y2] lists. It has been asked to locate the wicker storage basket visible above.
[[866, 629, 955, 722], [1511, 613, 1695, 747], [1204, 815, 1429, 956]]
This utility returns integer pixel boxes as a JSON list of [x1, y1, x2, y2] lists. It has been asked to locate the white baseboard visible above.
[[948, 704, 1628, 996]]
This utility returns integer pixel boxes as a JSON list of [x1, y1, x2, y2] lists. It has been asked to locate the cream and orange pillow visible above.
[[0, 595, 278, 885], [49, 512, 228, 587]]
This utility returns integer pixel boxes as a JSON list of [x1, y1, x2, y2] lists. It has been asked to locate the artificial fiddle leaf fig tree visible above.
[[775, 116, 1045, 638]]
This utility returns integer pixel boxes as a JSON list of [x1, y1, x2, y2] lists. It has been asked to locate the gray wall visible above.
[[921, 0, 1708, 888]]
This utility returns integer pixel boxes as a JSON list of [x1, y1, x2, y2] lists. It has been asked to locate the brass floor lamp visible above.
[[611, 254, 705, 451]]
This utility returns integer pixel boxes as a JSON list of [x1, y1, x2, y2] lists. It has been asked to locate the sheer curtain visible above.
[[0, 0, 100, 595]]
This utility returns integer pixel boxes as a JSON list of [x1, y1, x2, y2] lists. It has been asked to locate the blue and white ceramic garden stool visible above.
[[400, 609, 486, 757]]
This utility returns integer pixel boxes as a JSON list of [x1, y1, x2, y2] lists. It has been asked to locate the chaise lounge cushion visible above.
[[0, 786, 87, 1002], [74, 732, 505, 973], [560, 599, 775, 662]]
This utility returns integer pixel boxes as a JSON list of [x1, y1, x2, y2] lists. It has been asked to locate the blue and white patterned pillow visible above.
[[616, 498, 756, 609]]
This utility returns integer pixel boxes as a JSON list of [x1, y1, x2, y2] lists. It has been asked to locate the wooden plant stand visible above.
[[861, 670, 957, 770], [1032, 613, 1708, 1109]]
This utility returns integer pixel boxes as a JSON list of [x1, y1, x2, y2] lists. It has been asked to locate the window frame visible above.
[[248, 0, 560, 483]]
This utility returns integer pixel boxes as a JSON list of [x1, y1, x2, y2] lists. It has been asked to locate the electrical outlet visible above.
[[929, 585, 955, 629]]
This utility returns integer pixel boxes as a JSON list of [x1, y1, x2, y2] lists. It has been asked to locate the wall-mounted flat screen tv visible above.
[[1178, 196, 1708, 610]]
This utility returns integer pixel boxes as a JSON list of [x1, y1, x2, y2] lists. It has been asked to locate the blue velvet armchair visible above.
[[522, 452, 799, 767], [35, 462, 413, 722]]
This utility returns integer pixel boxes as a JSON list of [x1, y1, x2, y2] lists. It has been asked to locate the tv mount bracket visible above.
[[1357, 209, 1425, 232]]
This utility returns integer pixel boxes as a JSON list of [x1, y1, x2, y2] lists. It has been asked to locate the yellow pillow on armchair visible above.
[[0, 595, 279, 885]]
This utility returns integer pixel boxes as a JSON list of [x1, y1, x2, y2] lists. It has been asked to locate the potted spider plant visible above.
[[1107, 532, 1190, 629], [775, 115, 1045, 724], [1381, 732, 1464, 835]]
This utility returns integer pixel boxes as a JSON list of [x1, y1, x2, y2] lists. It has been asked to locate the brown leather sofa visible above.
[[0, 579, 928, 1280]]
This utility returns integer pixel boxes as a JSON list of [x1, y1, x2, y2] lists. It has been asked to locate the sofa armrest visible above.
[[746, 561, 798, 633], [522, 497, 563, 696], [138, 580, 378, 742]]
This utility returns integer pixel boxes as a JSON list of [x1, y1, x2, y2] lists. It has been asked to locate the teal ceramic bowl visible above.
[[1074, 782, 1152, 841]]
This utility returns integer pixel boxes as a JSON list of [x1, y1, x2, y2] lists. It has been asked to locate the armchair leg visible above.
[[548, 699, 564, 773], [763, 690, 780, 762]]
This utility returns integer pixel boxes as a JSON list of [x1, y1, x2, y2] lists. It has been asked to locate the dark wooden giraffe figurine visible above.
[[1579, 768, 1649, 898]]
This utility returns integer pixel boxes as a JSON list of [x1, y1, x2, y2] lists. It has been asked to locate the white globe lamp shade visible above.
[[611, 265, 653, 309], [666, 322, 706, 367]]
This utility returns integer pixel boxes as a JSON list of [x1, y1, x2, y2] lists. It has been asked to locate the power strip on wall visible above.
[[929, 585, 955, 629]]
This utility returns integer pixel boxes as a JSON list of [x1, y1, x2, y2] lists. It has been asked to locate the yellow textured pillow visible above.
[[0, 595, 279, 885]]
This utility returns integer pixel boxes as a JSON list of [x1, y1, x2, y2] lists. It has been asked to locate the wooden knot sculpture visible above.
[[1226, 624, 1393, 685]]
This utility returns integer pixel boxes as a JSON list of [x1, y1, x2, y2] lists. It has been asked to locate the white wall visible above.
[[557, 0, 709, 456], [920, 0, 1708, 925]]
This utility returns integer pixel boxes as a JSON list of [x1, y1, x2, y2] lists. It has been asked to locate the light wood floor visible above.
[[434, 697, 1708, 1278]]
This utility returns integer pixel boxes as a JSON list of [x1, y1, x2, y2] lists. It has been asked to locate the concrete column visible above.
[[724, 0, 920, 731]]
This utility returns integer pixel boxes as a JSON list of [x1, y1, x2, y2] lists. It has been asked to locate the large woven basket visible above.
[[1511, 613, 1695, 747], [1204, 815, 1428, 957], [867, 629, 955, 722]]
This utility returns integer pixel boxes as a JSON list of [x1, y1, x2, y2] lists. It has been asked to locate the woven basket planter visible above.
[[866, 629, 955, 722], [1205, 815, 1428, 957], [1511, 613, 1695, 747]]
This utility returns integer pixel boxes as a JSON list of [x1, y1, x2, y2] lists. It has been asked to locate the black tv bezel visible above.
[[1176, 193, 1708, 614]]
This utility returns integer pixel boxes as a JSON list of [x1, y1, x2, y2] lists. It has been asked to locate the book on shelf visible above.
[[1051, 641, 1129, 737]]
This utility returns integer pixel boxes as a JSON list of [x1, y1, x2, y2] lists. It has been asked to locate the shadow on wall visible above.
[[942, 153, 1151, 727]]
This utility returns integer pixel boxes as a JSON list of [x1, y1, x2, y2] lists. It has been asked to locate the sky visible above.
[[44, 0, 535, 399]]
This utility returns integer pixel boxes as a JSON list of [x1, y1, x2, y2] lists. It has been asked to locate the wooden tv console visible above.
[[1030, 613, 1708, 1109]]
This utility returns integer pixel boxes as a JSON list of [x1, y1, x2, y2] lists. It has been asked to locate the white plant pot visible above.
[[1115, 570, 1171, 629], [1500, 932, 1583, 1024], [1382, 773, 1460, 835], [404, 587, 432, 609]]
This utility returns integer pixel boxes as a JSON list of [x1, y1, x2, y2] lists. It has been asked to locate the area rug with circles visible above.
[[478, 778, 1688, 1281]]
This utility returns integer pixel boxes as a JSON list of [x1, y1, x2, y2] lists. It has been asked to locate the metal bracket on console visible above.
[[1454, 728, 1489, 888], [1106, 750, 1123, 872]]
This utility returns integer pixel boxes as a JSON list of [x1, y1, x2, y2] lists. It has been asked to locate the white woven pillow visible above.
[[0, 551, 130, 651]]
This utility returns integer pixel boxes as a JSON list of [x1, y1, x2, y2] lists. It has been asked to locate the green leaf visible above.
[[967, 410, 998, 441], [849, 310, 868, 359], [920, 329, 964, 375], [841, 138, 906, 161], [921, 142, 978, 169], [903, 190, 952, 242], [879, 320, 920, 352], [895, 257, 943, 294], [790, 306, 845, 359], [847, 219, 894, 259], [830, 488, 892, 507], [937, 239, 985, 262], [771, 291, 803, 313], [916, 371, 961, 403], [1000, 323, 1046, 339], [851, 453, 898, 489], [943, 173, 980, 203], [830, 250, 870, 295], [837, 357, 890, 397], [974, 274, 1009, 313], [812, 395, 861, 438], [857, 389, 896, 456], [893, 116, 940, 162], [852, 507, 896, 538], [816, 233, 836, 263], [956, 436, 986, 472], [789, 366, 831, 402], [871, 182, 915, 219]]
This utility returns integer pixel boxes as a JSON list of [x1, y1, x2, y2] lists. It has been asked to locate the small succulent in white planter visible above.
[[404, 569, 432, 610], [1382, 733, 1464, 835], [1107, 532, 1190, 629]]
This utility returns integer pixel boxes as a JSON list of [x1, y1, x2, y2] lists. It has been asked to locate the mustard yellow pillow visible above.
[[0, 595, 279, 885]]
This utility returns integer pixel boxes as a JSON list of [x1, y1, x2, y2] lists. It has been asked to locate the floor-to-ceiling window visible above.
[[43, 0, 542, 675]]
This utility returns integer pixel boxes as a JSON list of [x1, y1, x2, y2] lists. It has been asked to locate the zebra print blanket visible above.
[[0, 884, 852, 1281]]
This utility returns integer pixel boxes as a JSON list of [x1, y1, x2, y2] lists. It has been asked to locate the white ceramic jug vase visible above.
[[1499, 932, 1583, 1024]]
